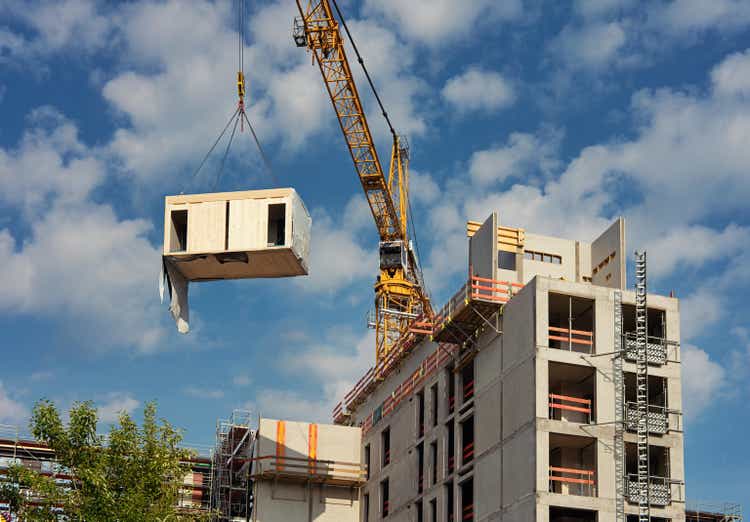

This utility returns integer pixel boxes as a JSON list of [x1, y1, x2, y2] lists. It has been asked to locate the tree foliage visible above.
[[0, 400, 207, 521]]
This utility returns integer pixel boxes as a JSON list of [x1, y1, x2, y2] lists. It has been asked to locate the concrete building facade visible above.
[[346, 216, 687, 522]]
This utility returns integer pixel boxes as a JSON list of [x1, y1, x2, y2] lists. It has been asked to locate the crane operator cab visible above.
[[379, 240, 407, 273]]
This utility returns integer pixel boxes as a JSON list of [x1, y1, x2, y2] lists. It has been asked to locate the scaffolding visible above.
[[210, 410, 255, 522], [634, 251, 650, 522], [613, 290, 625, 522]]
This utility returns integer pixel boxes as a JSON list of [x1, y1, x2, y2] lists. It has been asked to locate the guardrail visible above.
[[548, 326, 594, 353], [549, 466, 596, 496], [548, 393, 592, 424]]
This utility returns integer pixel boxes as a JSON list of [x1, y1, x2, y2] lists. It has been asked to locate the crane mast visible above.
[[293, 0, 432, 365]]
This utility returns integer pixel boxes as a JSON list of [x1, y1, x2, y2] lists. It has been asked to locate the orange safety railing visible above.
[[463, 442, 474, 464], [470, 274, 523, 302], [548, 326, 594, 352], [463, 503, 474, 521], [463, 379, 474, 402], [548, 393, 592, 423], [448, 455, 455, 473], [549, 466, 596, 496], [359, 344, 455, 434], [252, 454, 366, 483], [448, 394, 455, 413]]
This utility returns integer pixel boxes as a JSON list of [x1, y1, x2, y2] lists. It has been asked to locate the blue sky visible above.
[[1, 0, 749, 509]]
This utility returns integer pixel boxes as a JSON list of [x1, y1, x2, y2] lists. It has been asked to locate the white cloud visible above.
[[441, 67, 515, 114], [363, 0, 522, 46], [97, 392, 139, 424], [183, 387, 224, 399], [680, 288, 723, 340], [100, 0, 329, 184], [294, 196, 377, 294], [251, 329, 373, 424], [0, 109, 167, 353], [712, 48, 750, 97], [0, 0, 112, 62], [554, 21, 627, 69], [249, 389, 333, 424], [650, 0, 750, 35], [0, 382, 28, 425], [643, 224, 750, 279], [468, 129, 561, 186], [681, 344, 725, 421]]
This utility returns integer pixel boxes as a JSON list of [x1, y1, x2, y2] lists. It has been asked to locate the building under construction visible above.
[[199, 214, 741, 522]]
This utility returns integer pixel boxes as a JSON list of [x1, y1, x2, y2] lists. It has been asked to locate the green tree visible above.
[[0, 400, 208, 521]]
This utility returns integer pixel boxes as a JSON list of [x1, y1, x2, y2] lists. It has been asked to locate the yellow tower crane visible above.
[[293, 0, 432, 365]]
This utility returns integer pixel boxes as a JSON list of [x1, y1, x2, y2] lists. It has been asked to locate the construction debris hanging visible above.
[[160, 188, 311, 333]]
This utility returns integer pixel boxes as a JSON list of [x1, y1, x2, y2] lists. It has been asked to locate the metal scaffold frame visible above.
[[635, 251, 650, 522], [210, 409, 254, 522], [613, 290, 625, 522]]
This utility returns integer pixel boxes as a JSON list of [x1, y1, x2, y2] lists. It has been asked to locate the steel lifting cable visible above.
[[184, 0, 276, 191], [184, 106, 240, 192], [213, 112, 241, 191]]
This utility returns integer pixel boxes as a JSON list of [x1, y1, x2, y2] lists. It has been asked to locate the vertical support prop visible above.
[[635, 251, 650, 522], [613, 290, 625, 522]]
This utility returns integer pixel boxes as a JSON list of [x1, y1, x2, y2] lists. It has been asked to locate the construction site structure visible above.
[[336, 215, 693, 522], [161, 188, 312, 333], [209, 413, 366, 522]]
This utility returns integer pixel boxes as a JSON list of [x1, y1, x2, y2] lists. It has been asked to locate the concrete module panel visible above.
[[163, 188, 311, 280], [160, 188, 311, 333]]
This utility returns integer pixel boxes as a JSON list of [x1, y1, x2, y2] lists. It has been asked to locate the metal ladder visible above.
[[635, 252, 650, 522], [614, 289, 625, 522]]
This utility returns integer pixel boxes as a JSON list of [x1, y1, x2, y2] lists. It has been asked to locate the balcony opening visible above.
[[624, 373, 671, 434], [430, 498, 437, 522], [416, 500, 423, 522], [382, 427, 391, 467], [461, 362, 475, 404], [417, 442, 424, 494], [550, 506, 597, 522], [549, 433, 597, 497], [625, 443, 672, 507], [623, 305, 667, 364], [447, 421, 455, 474], [548, 362, 595, 424], [417, 389, 425, 438], [169, 209, 188, 252], [446, 481, 454, 522], [548, 293, 595, 353], [363, 493, 369, 522], [267, 203, 286, 247], [461, 416, 474, 466], [446, 365, 456, 414], [430, 440, 438, 485], [460, 477, 473, 522], [381, 478, 390, 517]]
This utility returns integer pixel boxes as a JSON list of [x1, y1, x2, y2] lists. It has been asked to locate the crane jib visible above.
[[296, 0, 402, 241]]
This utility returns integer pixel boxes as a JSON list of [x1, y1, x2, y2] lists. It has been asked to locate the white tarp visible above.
[[160, 258, 190, 334]]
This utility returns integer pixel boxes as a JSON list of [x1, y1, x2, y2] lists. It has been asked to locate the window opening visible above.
[[267, 203, 286, 246]]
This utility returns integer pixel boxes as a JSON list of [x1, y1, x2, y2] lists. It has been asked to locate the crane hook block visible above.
[[237, 71, 246, 101]]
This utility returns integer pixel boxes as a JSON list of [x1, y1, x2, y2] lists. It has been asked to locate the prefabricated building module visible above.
[[160, 188, 311, 333]]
